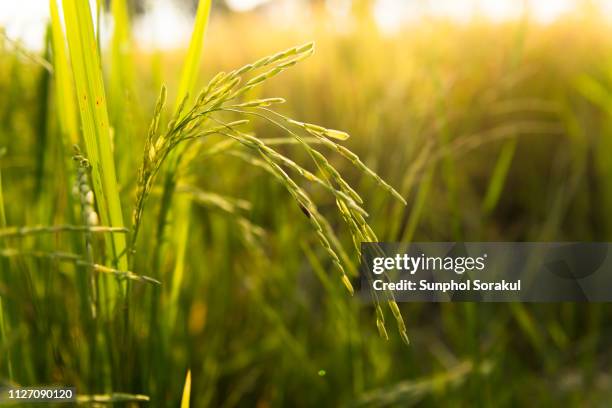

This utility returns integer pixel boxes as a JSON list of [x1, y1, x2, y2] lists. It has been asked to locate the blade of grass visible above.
[[175, 0, 213, 111], [110, 0, 137, 179], [403, 167, 434, 243], [482, 139, 517, 215], [0, 297, 11, 381], [0, 148, 6, 228], [168, 196, 190, 321], [61, 0, 128, 280], [33, 27, 51, 201], [49, 0, 79, 145], [0, 149, 11, 382], [181, 370, 192, 408], [432, 74, 462, 240]]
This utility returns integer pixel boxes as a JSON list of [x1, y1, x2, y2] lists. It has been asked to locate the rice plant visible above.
[[1, 0, 408, 402]]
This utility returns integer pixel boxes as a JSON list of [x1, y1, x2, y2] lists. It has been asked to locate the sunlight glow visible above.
[[0, 0, 611, 51], [134, 0, 193, 50], [226, 0, 271, 12], [373, 0, 611, 34], [0, 0, 50, 50]]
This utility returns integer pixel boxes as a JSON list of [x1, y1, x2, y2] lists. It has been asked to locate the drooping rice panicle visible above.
[[129, 41, 408, 341]]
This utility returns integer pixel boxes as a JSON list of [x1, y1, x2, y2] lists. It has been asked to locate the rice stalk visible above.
[[72, 147, 103, 317], [0, 30, 53, 73], [0, 248, 160, 285], [0, 225, 128, 238]]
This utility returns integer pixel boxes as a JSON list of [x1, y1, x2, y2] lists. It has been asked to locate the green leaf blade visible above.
[[62, 0, 128, 277]]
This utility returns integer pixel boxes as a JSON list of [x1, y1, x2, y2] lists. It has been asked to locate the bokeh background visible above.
[[1, 0, 612, 406]]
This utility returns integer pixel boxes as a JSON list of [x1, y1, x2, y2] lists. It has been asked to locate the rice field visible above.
[[1, 0, 612, 406]]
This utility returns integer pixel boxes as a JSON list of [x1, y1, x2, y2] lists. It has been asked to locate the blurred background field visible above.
[[1, 0, 612, 406]]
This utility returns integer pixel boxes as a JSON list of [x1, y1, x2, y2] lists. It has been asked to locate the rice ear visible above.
[[130, 40, 409, 344]]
